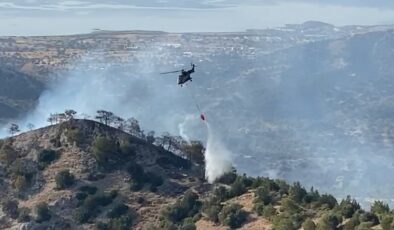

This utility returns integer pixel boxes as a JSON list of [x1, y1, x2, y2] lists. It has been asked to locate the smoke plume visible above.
[[204, 122, 233, 183]]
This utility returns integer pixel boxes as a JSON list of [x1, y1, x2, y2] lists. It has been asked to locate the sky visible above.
[[0, 0, 394, 35]]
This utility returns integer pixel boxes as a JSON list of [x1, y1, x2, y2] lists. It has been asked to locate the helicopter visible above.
[[160, 63, 196, 86]]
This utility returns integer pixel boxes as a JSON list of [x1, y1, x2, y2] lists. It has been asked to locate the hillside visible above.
[[1, 119, 394, 230], [1, 23, 394, 203], [0, 119, 205, 229]]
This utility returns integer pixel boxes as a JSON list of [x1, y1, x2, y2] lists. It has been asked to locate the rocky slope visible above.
[[1, 119, 394, 230], [0, 119, 204, 229]]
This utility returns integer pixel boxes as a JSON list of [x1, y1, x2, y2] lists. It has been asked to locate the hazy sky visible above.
[[0, 0, 394, 35]]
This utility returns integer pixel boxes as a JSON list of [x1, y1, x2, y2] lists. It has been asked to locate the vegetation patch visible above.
[[55, 170, 75, 189], [37, 149, 58, 168]]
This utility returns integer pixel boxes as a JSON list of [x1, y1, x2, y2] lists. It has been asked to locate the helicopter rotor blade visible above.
[[160, 70, 182, 74]]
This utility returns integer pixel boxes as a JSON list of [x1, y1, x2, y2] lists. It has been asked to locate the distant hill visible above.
[[0, 119, 393, 229], [0, 67, 44, 123]]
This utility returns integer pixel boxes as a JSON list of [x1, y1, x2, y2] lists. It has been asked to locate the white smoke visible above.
[[1, 52, 194, 137], [204, 122, 233, 183], [178, 115, 195, 143]]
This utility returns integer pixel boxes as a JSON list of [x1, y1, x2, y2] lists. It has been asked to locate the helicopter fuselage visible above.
[[178, 73, 192, 85], [178, 65, 195, 86]]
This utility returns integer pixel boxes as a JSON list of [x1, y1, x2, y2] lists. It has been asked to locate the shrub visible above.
[[304, 187, 320, 204], [254, 203, 265, 216], [255, 186, 272, 205], [92, 135, 120, 166], [252, 177, 280, 191], [73, 207, 91, 224], [108, 214, 133, 230], [218, 204, 248, 229], [213, 186, 229, 202], [12, 175, 29, 191], [55, 170, 75, 189], [355, 222, 374, 230], [342, 216, 360, 230], [127, 162, 145, 183], [359, 212, 379, 225], [164, 191, 201, 223], [316, 213, 340, 230], [35, 202, 51, 223], [146, 171, 164, 187], [302, 218, 316, 230], [274, 179, 290, 195], [94, 194, 114, 207], [228, 177, 247, 198], [17, 207, 30, 223], [137, 197, 145, 204], [107, 204, 129, 219], [204, 204, 221, 223], [2, 199, 19, 219], [130, 181, 144, 191], [0, 143, 17, 165], [318, 194, 337, 209], [216, 170, 237, 184], [381, 215, 393, 230], [37, 149, 57, 166], [281, 198, 301, 213], [83, 196, 100, 210], [119, 140, 136, 157], [272, 215, 297, 230], [262, 204, 277, 219], [65, 128, 83, 145], [180, 223, 196, 230], [109, 190, 118, 199], [79, 185, 98, 195], [76, 192, 88, 201]]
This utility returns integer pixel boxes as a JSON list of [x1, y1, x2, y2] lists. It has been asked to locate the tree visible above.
[[56, 113, 67, 123], [47, 114, 56, 125], [339, 196, 361, 218], [64, 109, 77, 120], [125, 117, 142, 137], [47, 113, 67, 124], [289, 182, 307, 203], [113, 116, 126, 131], [371, 201, 390, 215], [319, 194, 337, 209], [182, 141, 205, 165], [96, 110, 114, 125], [27, 123, 35, 131], [146, 131, 155, 144], [9, 123, 20, 135]]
